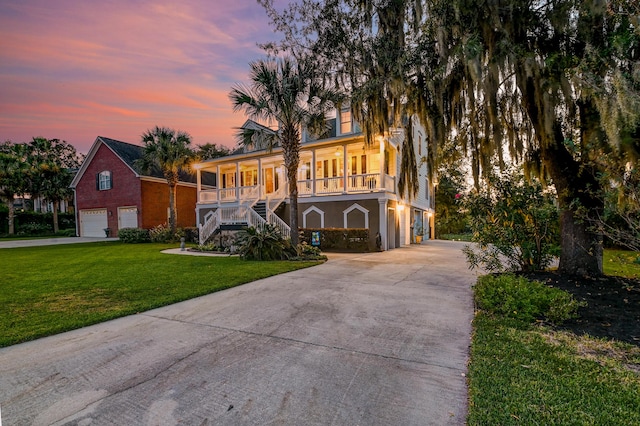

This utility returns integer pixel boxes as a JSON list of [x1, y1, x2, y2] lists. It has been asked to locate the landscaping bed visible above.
[[521, 272, 640, 346]]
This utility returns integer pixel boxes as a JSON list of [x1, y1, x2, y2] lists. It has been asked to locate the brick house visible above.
[[70, 136, 213, 237]]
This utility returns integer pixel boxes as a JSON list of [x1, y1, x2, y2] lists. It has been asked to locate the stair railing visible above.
[[199, 209, 220, 245]]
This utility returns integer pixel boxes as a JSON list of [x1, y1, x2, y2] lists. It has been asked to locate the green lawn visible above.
[[468, 315, 640, 425], [468, 249, 640, 425], [0, 242, 321, 347], [605, 248, 640, 279]]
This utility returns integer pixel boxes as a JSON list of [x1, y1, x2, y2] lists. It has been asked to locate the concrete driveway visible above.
[[0, 236, 118, 249], [0, 240, 479, 425]]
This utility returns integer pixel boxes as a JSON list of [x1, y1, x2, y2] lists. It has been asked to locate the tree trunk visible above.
[[52, 200, 59, 234], [517, 66, 604, 276], [7, 198, 15, 235], [282, 124, 301, 247], [168, 183, 177, 234]]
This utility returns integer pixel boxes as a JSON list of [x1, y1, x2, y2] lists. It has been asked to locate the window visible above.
[[418, 134, 422, 156], [340, 110, 352, 134], [97, 171, 112, 190]]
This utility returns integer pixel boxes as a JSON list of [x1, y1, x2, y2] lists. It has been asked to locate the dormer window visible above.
[[97, 170, 112, 190], [340, 109, 352, 134]]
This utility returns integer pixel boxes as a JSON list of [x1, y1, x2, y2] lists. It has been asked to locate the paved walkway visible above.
[[0, 240, 479, 425]]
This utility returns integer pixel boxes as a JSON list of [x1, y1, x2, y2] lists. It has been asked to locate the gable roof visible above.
[[70, 136, 215, 188]]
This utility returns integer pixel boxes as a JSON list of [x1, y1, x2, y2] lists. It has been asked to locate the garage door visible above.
[[80, 209, 108, 237], [118, 206, 138, 229]]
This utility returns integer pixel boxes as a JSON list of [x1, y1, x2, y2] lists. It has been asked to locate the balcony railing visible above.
[[198, 172, 394, 204]]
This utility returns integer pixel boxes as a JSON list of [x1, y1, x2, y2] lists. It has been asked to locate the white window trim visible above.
[[343, 203, 369, 229], [302, 205, 325, 228], [98, 170, 111, 190]]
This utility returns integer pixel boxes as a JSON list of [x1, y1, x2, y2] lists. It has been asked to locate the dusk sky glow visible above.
[[0, 0, 286, 154]]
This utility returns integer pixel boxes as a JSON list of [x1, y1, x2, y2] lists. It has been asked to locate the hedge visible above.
[[300, 228, 370, 252], [0, 211, 76, 235]]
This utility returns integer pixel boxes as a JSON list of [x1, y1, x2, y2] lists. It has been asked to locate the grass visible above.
[[0, 242, 322, 347], [604, 248, 640, 279], [438, 233, 473, 242], [468, 314, 640, 425], [468, 250, 640, 425]]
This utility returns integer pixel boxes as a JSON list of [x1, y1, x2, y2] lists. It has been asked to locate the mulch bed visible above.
[[522, 272, 640, 347]]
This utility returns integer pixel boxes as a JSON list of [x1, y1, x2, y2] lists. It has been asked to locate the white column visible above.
[[378, 198, 388, 251], [216, 164, 221, 206], [379, 139, 386, 191], [235, 161, 240, 200], [343, 144, 348, 193], [258, 158, 263, 199], [311, 149, 316, 196], [196, 169, 201, 201]]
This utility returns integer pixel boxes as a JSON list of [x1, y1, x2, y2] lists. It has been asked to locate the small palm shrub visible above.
[[474, 274, 584, 324], [294, 242, 327, 261], [118, 227, 151, 243], [236, 224, 296, 261]]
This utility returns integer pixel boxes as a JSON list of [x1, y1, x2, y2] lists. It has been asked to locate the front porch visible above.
[[194, 139, 397, 207]]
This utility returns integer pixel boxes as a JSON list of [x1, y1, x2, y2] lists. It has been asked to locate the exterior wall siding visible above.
[[284, 198, 382, 250], [140, 180, 197, 229]]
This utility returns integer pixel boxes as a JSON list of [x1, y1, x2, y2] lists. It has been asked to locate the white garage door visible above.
[[80, 209, 108, 237], [118, 206, 138, 230]]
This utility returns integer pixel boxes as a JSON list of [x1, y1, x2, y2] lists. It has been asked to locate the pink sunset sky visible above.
[[0, 0, 287, 154]]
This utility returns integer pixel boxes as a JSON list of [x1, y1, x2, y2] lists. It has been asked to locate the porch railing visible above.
[[239, 185, 260, 208], [199, 172, 396, 204], [348, 173, 379, 192], [219, 188, 237, 202], [315, 177, 344, 195], [199, 210, 219, 244]]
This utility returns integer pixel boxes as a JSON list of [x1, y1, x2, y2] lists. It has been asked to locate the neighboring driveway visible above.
[[0, 240, 480, 425], [0, 237, 118, 249]]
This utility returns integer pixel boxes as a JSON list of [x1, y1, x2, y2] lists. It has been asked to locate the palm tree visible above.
[[138, 126, 195, 234], [27, 137, 81, 233], [229, 57, 340, 247]]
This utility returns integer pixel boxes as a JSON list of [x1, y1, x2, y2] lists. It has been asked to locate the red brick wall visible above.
[[140, 180, 197, 229], [75, 143, 142, 234]]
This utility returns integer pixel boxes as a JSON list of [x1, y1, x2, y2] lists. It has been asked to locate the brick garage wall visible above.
[[75, 143, 141, 234], [140, 180, 197, 229]]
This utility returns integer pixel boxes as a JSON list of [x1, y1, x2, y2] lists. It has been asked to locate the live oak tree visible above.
[[138, 126, 195, 235], [229, 57, 340, 247], [261, 0, 639, 275]]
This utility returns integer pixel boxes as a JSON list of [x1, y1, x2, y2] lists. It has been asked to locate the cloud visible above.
[[0, 0, 282, 153]]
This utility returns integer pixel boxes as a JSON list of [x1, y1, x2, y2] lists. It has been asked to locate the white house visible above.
[[193, 109, 435, 250]]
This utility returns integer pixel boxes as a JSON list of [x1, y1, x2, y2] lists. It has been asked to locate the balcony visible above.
[[198, 172, 395, 204]]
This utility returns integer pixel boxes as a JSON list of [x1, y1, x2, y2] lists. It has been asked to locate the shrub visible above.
[[236, 224, 296, 261], [473, 274, 584, 324], [299, 228, 369, 252], [118, 227, 151, 243], [463, 169, 560, 272], [293, 242, 327, 261], [180, 227, 199, 244], [193, 242, 224, 252], [149, 224, 175, 243], [16, 222, 52, 236]]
